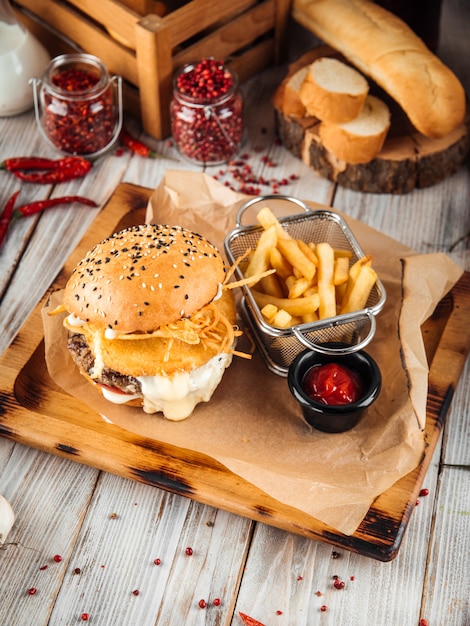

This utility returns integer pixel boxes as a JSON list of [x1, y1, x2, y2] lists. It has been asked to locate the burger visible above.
[[60, 223, 240, 421]]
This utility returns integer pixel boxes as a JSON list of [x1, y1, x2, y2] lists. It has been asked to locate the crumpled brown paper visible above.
[[42, 171, 463, 535]]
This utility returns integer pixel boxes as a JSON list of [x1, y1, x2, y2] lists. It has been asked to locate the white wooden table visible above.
[[1, 1, 469, 624]]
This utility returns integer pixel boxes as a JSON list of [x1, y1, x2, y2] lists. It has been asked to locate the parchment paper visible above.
[[42, 171, 463, 535]]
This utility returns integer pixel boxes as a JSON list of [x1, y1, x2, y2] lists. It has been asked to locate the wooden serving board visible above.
[[1, 183, 470, 561], [274, 48, 470, 194]]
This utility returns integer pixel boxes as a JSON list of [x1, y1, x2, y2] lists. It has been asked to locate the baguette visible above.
[[292, 0, 466, 138], [299, 57, 369, 123], [319, 95, 391, 164]]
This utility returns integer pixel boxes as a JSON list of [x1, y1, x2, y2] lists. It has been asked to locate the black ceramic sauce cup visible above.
[[287, 345, 382, 433]]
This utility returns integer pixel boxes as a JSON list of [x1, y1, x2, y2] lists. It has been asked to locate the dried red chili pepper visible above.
[[0, 189, 20, 247], [14, 195, 98, 218], [41, 61, 118, 156], [1, 157, 61, 172], [12, 158, 92, 184], [239, 612, 266, 626], [119, 128, 165, 159]]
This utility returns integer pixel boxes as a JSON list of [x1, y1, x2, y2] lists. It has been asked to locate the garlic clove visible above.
[[0, 495, 15, 546]]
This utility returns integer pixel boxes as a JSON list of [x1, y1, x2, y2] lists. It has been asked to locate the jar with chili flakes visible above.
[[31, 53, 122, 158], [170, 58, 244, 165]]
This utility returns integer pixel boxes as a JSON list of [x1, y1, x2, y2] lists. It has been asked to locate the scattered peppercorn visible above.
[[132, 589, 140, 596], [153, 558, 161, 566], [320, 605, 328, 612], [213, 598, 221, 606], [185, 547, 193, 555], [198, 599, 207, 609], [419, 488, 429, 497], [53, 554, 62, 562], [28, 587, 37, 595], [211, 151, 299, 196]]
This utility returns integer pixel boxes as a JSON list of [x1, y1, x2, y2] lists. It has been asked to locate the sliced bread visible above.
[[299, 57, 369, 123], [281, 66, 309, 117], [319, 95, 391, 164]]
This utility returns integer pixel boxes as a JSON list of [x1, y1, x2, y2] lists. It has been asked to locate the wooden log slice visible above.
[[274, 48, 470, 194]]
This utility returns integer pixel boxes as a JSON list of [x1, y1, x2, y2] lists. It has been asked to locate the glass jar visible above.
[[0, 0, 50, 116], [31, 53, 122, 157], [170, 59, 244, 165]]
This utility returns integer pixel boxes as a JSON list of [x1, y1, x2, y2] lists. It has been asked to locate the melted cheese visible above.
[[101, 352, 233, 421]]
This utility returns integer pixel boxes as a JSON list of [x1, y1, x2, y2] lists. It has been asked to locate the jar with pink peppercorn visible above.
[[170, 58, 244, 165]]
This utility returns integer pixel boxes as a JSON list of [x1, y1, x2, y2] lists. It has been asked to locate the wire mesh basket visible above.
[[224, 195, 387, 376]]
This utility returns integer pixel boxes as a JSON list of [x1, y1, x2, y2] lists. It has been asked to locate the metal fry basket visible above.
[[224, 195, 387, 376]]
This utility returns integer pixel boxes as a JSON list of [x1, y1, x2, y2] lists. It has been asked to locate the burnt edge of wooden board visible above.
[[1, 182, 469, 561]]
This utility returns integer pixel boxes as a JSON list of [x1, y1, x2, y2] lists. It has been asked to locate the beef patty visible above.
[[67, 333, 142, 395]]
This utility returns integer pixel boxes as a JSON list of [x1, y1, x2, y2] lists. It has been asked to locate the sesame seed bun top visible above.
[[63, 224, 227, 334]]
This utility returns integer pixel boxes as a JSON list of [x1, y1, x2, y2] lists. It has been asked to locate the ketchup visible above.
[[302, 362, 363, 406]]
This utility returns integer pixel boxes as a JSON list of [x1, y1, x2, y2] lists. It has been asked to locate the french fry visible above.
[[333, 248, 353, 259], [341, 265, 378, 313], [257, 206, 291, 240], [333, 255, 350, 286], [269, 246, 292, 280], [297, 239, 318, 265], [259, 272, 285, 298], [245, 225, 277, 278], [272, 308, 293, 328], [260, 303, 278, 324], [252, 289, 320, 317], [285, 274, 297, 292], [316, 242, 337, 319], [304, 285, 318, 297], [302, 311, 319, 324], [276, 237, 316, 281], [288, 276, 314, 299], [349, 255, 373, 279]]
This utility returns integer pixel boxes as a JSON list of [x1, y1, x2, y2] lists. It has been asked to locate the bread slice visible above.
[[281, 66, 309, 117], [319, 95, 391, 164], [299, 57, 369, 123]]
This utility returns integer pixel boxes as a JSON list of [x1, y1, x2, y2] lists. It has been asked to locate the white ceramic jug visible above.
[[0, 0, 50, 116]]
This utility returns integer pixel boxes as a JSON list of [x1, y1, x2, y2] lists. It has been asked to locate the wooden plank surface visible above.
[[1, 0, 469, 622], [1, 181, 469, 561]]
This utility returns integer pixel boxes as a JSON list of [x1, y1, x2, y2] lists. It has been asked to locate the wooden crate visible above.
[[15, 0, 292, 139]]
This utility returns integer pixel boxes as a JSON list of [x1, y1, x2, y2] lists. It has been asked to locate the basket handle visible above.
[[235, 194, 311, 227], [292, 311, 377, 355]]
